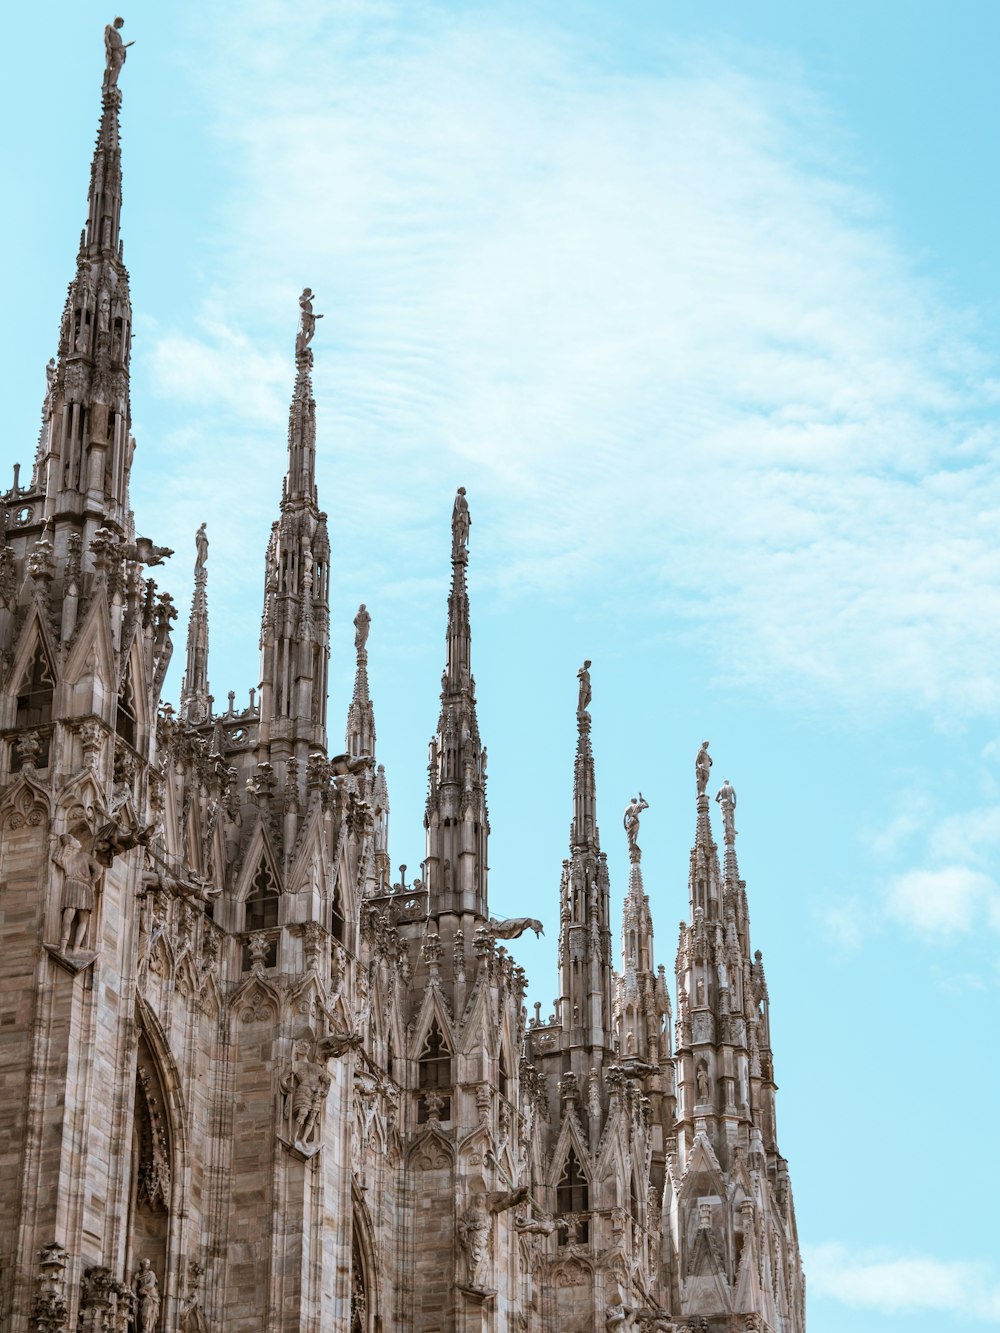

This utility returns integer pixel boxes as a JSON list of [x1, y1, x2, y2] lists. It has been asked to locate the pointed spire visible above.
[[423, 488, 488, 916], [345, 603, 375, 758], [285, 288, 322, 508], [38, 19, 136, 530], [257, 291, 331, 749], [179, 524, 210, 724], [690, 740, 722, 921], [571, 660, 597, 850]]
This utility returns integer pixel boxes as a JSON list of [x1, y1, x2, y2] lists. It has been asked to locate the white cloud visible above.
[[806, 1242, 1000, 1321], [885, 865, 998, 936], [144, 1, 1000, 718]]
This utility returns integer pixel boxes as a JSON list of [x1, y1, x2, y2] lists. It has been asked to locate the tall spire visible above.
[[179, 524, 210, 724], [37, 19, 136, 535], [423, 488, 489, 917], [258, 291, 331, 750], [558, 661, 613, 1051], [345, 603, 375, 758]]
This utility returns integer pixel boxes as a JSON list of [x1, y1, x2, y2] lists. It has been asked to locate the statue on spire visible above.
[[623, 793, 649, 862], [194, 522, 208, 575], [695, 740, 712, 796], [295, 288, 322, 358], [452, 487, 470, 562], [715, 778, 737, 842], [577, 659, 592, 717], [354, 603, 370, 655], [103, 17, 134, 91]]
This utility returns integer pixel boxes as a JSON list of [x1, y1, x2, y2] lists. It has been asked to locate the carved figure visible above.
[[452, 487, 470, 560], [623, 792, 649, 858], [606, 1300, 636, 1331], [696, 1064, 710, 1103], [133, 1259, 160, 1333], [513, 1211, 556, 1235], [457, 1194, 490, 1287], [103, 17, 134, 91], [577, 659, 592, 715], [488, 916, 544, 940], [295, 288, 322, 357], [354, 603, 370, 654], [44, 357, 56, 416], [695, 740, 712, 795], [55, 832, 103, 952], [195, 523, 208, 573], [280, 1039, 333, 1145], [488, 1185, 529, 1214], [715, 778, 737, 841]]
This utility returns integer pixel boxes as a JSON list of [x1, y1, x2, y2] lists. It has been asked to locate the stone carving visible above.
[[354, 602, 370, 654], [488, 916, 544, 939], [695, 740, 712, 795], [577, 659, 592, 715], [715, 778, 736, 841], [452, 486, 470, 562], [606, 1300, 637, 1330], [295, 288, 322, 357], [280, 1038, 332, 1148], [103, 17, 134, 91], [696, 1063, 710, 1104], [194, 521, 208, 573], [54, 832, 103, 953], [457, 1193, 491, 1288], [623, 792, 649, 860], [133, 1259, 160, 1333], [514, 1211, 555, 1236], [31, 1242, 68, 1332]]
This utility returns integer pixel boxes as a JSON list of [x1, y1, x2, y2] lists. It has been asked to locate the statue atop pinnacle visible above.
[[103, 17, 134, 92], [715, 778, 737, 842], [194, 523, 208, 577], [354, 603, 371, 656], [451, 486, 470, 564], [295, 288, 322, 360], [576, 658, 592, 724], [695, 739, 712, 796], [623, 792, 649, 863]]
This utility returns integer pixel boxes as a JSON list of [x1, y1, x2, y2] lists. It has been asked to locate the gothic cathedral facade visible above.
[[0, 29, 805, 1333]]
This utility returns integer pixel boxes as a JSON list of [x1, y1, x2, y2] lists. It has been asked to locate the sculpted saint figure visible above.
[[458, 1194, 490, 1287], [194, 523, 208, 574], [715, 778, 737, 842], [295, 288, 322, 357], [696, 1064, 710, 1103], [55, 832, 103, 952], [577, 659, 592, 715], [623, 792, 649, 858], [452, 487, 471, 560], [354, 603, 370, 654], [103, 17, 134, 91], [281, 1039, 332, 1144], [695, 740, 712, 796], [133, 1259, 160, 1333]]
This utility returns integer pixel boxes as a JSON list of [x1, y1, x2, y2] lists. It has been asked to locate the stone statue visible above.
[[605, 1299, 636, 1330], [55, 832, 103, 952], [715, 779, 737, 841], [452, 487, 470, 561], [696, 1064, 710, 1103], [103, 17, 134, 91], [577, 659, 592, 715], [695, 740, 712, 795], [488, 1185, 529, 1214], [457, 1193, 490, 1287], [44, 357, 57, 416], [488, 916, 544, 940], [513, 1211, 555, 1236], [195, 523, 208, 574], [354, 603, 370, 654], [280, 1039, 333, 1145], [133, 1259, 160, 1333], [295, 288, 322, 357], [623, 792, 649, 859]]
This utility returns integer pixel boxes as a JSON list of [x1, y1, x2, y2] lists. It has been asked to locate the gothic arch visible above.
[[350, 1182, 380, 1332]]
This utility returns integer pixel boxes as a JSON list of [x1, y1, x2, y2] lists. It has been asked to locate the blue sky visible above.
[[5, 3, 1000, 1326]]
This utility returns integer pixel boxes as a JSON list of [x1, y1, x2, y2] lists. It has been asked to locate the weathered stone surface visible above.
[[0, 25, 805, 1333]]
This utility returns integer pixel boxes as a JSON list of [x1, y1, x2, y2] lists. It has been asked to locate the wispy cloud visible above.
[[886, 865, 999, 935], [806, 1242, 1000, 1322], [143, 1, 1000, 717]]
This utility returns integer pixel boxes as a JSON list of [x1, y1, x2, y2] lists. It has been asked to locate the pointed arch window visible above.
[[556, 1147, 589, 1243], [330, 883, 345, 944], [116, 664, 137, 749], [242, 858, 279, 969], [417, 1019, 452, 1122], [498, 1046, 509, 1100], [12, 642, 54, 768]]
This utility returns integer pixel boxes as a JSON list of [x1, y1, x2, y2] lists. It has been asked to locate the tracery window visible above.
[[556, 1147, 589, 1243], [12, 642, 54, 768], [417, 1020, 451, 1121], [242, 859, 279, 968], [116, 665, 137, 749]]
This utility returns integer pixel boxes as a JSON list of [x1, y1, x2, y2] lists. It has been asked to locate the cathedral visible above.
[[0, 24, 806, 1333]]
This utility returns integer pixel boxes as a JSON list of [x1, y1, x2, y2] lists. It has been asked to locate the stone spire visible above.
[[423, 487, 489, 917], [558, 661, 613, 1051], [37, 19, 136, 539], [179, 524, 211, 724], [618, 792, 670, 1066], [258, 290, 331, 753], [345, 603, 375, 758]]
